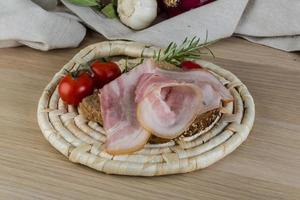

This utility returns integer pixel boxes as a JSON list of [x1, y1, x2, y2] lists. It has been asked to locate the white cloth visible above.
[[0, 0, 300, 51], [0, 0, 86, 51], [236, 0, 300, 51], [61, 0, 248, 46]]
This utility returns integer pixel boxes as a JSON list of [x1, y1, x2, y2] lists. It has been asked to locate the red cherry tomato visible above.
[[180, 60, 203, 70], [91, 60, 121, 89], [58, 72, 94, 106]]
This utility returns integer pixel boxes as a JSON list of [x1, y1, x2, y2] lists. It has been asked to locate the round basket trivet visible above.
[[37, 41, 255, 176]]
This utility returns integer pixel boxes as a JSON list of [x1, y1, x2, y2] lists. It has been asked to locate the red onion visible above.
[[160, 0, 215, 17]]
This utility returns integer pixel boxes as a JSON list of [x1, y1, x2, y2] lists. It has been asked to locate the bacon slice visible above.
[[99, 60, 155, 155], [156, 67, 233, 103], [136, 74, 203, 139], [100, 59, 233, 154]]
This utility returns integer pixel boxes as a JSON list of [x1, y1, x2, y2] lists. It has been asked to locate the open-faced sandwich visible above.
[[58, 38, 234, 155], [78, 59, 233, 155]]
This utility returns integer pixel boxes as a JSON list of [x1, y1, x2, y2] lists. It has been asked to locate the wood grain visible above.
[[0, 31, 300, 200]]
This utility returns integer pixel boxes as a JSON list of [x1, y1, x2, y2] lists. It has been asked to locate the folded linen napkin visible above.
[[235, 0, 300, 51], [61, 0, 248, 46], [0, 0, 86, 51], [0, 0, 299, 51]]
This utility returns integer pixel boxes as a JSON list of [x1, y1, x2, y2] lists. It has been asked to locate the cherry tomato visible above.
[[91, 60, 121, 89], [180, 60, 203, 70], [58, 72, 94, 106]]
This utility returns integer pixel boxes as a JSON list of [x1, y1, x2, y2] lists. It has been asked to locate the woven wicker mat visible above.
[[37, 41, 255, 176]]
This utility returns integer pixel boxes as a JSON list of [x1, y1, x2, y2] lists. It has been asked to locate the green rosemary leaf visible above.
[[153, 35, 215, 66], [157, 49, 162, 60], [204, 46, 215, 58], [153, 50, 157, 60], [125, 57, 129, 72], [182, 37, 188, 44], [165, 42, 173, 54], [189, 36, 196, 46]]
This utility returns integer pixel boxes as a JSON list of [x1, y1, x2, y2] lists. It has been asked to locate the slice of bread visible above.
[[79, 92, 103, 125], [79, 92, 220, 143]]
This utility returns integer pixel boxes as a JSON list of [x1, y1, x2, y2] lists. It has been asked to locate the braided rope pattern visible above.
[[37, 41, 255, 176]]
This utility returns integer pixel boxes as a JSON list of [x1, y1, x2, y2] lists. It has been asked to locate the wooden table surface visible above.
[[1, 32, 300, 200]]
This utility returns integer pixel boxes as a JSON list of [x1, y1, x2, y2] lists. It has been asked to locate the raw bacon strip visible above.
[[100, 60, 155, 155], [100, 59, 233, 154], [136, 74, 203, 139], [198, 83, 223, 113], [155, 67, 233, 103]]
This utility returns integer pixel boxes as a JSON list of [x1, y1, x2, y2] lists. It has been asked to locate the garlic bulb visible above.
[[117, 0, 157, 30]]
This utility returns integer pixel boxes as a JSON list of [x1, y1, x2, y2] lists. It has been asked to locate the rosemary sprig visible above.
[[154, 34, 215, 66], [124, 57, 144, 72]]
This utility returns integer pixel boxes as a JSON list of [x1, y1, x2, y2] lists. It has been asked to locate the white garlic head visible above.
[[118, 0, 157, 30]]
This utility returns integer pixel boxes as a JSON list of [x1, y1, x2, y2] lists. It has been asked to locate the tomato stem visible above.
[[64, 58, 114, 80], [63, 69, 70, 74], [79, 63, 93, 74], [101, 57, 109, 62], [70, 70, 79, 79]]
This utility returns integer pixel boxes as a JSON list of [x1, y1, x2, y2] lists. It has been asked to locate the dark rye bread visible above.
[[79, 92, 221, 143], [148, 108, 220, 144], [79, 92, 103, 125]]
